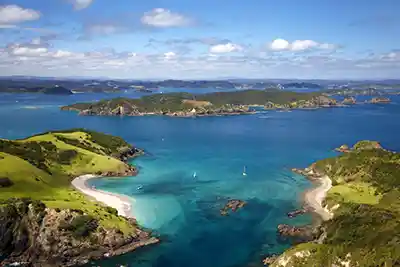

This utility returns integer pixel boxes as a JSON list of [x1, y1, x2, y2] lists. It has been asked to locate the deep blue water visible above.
[[0, 92, 399, 267]]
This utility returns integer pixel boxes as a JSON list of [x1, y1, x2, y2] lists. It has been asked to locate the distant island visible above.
[[266, 141, 400, 266], [61, 89, 392, 117], [0, 85, 73, 95], [0, 129, 159, 267], [61, 90, 342, 117]]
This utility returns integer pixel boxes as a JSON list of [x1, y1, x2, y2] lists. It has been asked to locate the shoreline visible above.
[[303, 175, 333, 221], [71, 174, 134, 218]]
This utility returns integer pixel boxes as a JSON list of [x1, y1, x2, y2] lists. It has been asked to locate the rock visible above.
[[220, 199, 246, 216], [287, 208, 308, 218], [0, 177, 13, 187], [370, 97, 391, 104], [335, 144, 350, 153], [277, 224, 314, 242], [342, 97, 356, 105], [263, 255, 279, 265]]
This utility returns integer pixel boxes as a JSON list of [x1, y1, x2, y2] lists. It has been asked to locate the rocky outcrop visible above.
[[116, 147, 144, 162], [277, 224, 315, 242], [263, 255, 279, 266], [370, 97, 391, 104], [220, 199, 246, 216], [335, 144, 350, 153], [0, 198, 159, 267], [95, 165, 138, 177], [311, 96, 337, 107], [342, 97, 356, 105]]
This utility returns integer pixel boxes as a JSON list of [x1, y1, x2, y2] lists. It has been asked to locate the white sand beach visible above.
[[71, 174, 134, 218], [304, 175, 333, 221]]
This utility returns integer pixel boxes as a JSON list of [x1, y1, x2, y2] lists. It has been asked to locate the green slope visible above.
[[0, 129, 137, 234], [271, 141, 400, 267]]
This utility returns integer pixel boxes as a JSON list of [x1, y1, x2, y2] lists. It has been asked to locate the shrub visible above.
[[59, 215, 98, 238]]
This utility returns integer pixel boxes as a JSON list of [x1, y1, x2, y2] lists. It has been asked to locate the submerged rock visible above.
[[220, 199, 246, 216], [287, 208, 308, 218]]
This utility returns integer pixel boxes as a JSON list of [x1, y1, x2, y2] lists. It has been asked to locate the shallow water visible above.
[[1, 92, 399, 267]]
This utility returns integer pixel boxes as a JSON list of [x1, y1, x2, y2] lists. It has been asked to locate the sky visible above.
[[0, 0, 399, 80]]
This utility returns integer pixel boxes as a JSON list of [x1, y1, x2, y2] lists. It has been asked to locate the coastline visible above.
[[303, 175, 333, 221], [71, 174, 134, 218]]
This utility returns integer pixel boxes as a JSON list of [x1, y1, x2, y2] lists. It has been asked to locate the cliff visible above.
[[61, 90, 339, 117], [269, 141, 400, 267], [0, 129, 158, 266]]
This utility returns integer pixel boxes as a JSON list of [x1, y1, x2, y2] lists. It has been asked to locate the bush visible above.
[[105, 206, 118, 216], [59, 215, 98, 238], [57, 149, 78, 164]]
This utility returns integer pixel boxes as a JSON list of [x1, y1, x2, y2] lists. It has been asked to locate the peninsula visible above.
[[267, 141, 400, 266], [61, 90, 340, 117], [0, 129, 159, 267]]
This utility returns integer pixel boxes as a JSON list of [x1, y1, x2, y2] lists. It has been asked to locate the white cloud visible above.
[[0, 5, 40, 25], [291, 40, 319, 51], [141, 8, 191, 27], [269, 39, 290, 51], [164, 51, 176, 59], [269, 38, 336, 52], [11, 46, 48, 57], [209, 43, 243, 53], [70, 0, 93, 10]]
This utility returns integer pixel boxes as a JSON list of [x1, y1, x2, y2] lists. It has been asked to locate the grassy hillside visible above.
[[271, 141, 400, 267], [0, 129, 137, 234]]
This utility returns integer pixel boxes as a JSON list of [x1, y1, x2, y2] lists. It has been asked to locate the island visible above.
[[266, 140, 400, 266], [61, 90, 342, 117], [0, 129, 159, 267]]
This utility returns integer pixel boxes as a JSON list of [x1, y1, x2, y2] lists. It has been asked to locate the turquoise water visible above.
[[1, 92, 399, 267]]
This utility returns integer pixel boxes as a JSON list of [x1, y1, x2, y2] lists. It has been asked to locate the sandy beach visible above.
[[304, 175, 333, 221], [71, 174, 134, 218]]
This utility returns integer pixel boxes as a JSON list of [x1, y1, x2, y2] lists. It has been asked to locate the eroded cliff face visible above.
[[0, 199, 158, 267]]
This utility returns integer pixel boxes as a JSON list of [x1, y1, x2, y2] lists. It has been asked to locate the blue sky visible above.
[[0, 0, 399, 79]]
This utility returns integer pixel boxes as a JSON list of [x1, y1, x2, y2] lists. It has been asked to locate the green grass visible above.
[[0, 129, 137, 236], [325, 182, 381, 208]]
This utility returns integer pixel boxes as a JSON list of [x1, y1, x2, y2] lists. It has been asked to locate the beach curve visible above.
[[304, 175, 333, 221], [71, 174, 134, 218]]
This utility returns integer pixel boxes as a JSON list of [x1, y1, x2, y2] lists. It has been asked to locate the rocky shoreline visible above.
[[0, 199, 159, 267]]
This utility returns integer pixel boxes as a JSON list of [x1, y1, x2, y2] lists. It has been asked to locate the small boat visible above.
[[193, 172, 197, 178], [137, 185, 143, 190], [242, 166, 247, 176]]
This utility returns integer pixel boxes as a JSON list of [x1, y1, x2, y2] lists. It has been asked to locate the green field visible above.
[[0, 129, 137, 234]]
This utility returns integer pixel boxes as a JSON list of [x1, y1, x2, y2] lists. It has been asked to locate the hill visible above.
[[270, 141, 400, 267], [61, 90, 337, 117], [0, 129, 158, 266]]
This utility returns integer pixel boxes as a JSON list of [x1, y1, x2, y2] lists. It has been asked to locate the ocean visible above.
[[1, 91, 399, 267]]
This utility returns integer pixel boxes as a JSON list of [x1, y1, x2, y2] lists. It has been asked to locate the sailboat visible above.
[[242, 166, 247, 176]]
